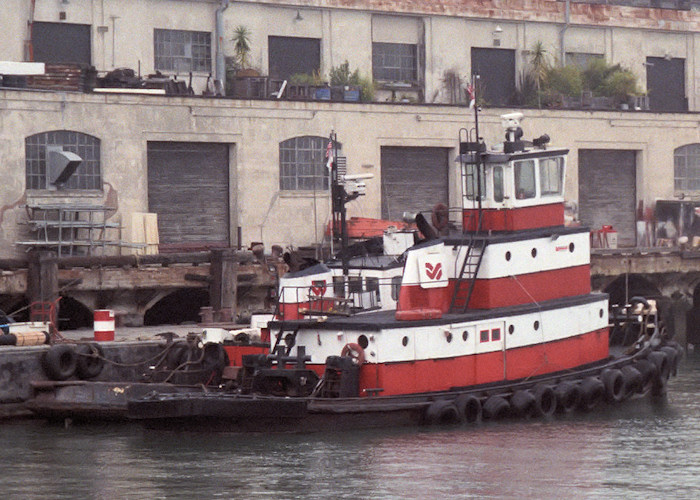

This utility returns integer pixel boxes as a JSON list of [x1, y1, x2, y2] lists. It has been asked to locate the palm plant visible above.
[[232, 25, 252, 70]]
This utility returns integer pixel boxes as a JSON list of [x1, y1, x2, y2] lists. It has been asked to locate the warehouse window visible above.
[[279, 136, 340, 191], [154, 29, 211, 73], [25, 131, 101, 190], [372, 43, 418, 84], [674, 144, 700, 192]]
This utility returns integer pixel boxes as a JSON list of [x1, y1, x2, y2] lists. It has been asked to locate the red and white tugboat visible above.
[[128, 111, 681, 431]]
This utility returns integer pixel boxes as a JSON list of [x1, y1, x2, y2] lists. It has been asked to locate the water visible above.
[[2, 358, 699, 500]]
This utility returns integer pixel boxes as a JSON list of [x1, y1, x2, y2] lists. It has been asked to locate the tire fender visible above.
[[601, 368, 625, 403], [483, 395, 510, 420], [42, 344, 77, 381], [424, 399, 461, 425], [455, 394, 482, 424], [75, 343, 105, 379]]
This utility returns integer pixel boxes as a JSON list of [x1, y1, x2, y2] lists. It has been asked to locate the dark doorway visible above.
[[471, 47, 516, 107], [144, 289, 210, 326], [268, 36, 320, 80], [646, 57, 686, 112], [33, 22, 91, 64]]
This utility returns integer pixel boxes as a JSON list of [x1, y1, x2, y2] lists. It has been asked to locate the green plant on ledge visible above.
[[328, 60, 375, 102]]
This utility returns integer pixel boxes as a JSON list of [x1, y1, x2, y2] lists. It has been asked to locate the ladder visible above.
[[448, 237, 486, 313]]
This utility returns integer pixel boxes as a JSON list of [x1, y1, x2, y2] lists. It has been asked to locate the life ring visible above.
[[577, 376, 604, 412], [532, 384, 557, 417], [553, 381, 581, 413], [431, 203, 449, 232], [340, 343, 366, 365], [42, 344, 77, 381], [455, 394, 482, 424], [75, 343, 105, 379], [424, 399, 461, 425], [600, 368, 625, 403], [482, 395, 510, 420], [510, 390, 536, 418], [619, 365, 643, 399]]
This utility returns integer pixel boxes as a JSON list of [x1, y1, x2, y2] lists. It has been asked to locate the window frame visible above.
[[25, 130, 101, 191], [154, 28, 212, 73], [514, 160, 537, 200], [674, 144, 700, 192], [372, 42, 418, 85], [539, 157, 564, 197], [279, 136, 338, 192]]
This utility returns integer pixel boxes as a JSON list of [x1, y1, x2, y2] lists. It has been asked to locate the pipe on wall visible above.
[[215, 0, 230, 95]]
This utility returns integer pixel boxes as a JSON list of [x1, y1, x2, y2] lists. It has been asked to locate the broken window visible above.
[[154, 29, 211, 73], [372, 43, 418, 84], [25, 131, 101, 190]]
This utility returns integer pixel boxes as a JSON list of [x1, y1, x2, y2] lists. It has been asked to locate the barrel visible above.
[[94, 310, 115, 341]]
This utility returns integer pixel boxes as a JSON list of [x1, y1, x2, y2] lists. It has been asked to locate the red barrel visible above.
[[94, 309, 115, 341]]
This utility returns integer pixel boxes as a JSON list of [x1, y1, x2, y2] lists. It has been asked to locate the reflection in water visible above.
[[2, 358, 699, 499]]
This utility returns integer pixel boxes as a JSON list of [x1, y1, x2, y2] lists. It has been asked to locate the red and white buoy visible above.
[[94, 309, 115, 341]]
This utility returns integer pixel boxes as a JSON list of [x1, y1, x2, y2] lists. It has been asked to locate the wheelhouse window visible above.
[[464, 164, 486, 201], [539, 157, 564, 196], [514, 160, 536, 199], [372, 42, 418, 84], [493, 166, 504, 202], [280, 136, 339, 191], [25, 131, 101, 190], [674, 144, 700, 192], [154, 29, 211, 73]]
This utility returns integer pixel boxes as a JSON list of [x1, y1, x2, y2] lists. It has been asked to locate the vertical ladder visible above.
[[448, 237, 486, 313]]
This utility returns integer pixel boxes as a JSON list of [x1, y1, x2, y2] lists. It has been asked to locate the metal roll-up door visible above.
[[147, 142, 230, 249], [578, 150, 636, 247], [380, 147, 449, 221]]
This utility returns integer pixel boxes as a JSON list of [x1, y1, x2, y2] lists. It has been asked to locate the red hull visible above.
[[463, 203, 564, 231], [306, 327, 608, 396]]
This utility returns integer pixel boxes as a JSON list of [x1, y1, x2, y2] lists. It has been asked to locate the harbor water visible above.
[[1, 356, 699, 500]]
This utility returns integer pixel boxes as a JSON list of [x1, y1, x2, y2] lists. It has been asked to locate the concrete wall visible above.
[[3, 1, 700, 104], [3, 88, 700, 258]]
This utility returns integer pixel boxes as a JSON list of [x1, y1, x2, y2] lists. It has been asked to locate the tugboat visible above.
[[127, 109, 681, 431]]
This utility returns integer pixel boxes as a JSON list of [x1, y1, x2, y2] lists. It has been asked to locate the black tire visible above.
[[455, 394, 482, 424], [483, 395, 510, 420], [42, 344, 77, 381], [632, 359, 656, 394], [648, 351, 670, 396], [532, 384, 557, 418], [577, 377, 604, 412], [554, 381, 581, 414], [660, 346, 679, 377], [75, 343, 105, 379], [510, 390, 536, 418], [202, 343, 228, 385], [620, 365, 642, 399], [601, 368, 625, 403], [424, 400, 461, 425], [166, 342, 191, 370]]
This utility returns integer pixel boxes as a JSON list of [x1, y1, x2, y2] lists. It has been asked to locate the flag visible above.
[[325, 141, 333, 170], [467, 83, 476, 109]]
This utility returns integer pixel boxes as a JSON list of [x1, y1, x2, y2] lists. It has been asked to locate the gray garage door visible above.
[[578, 150, 636, 247], [147, 142, 230, 249], [380, 147, 449, 221]]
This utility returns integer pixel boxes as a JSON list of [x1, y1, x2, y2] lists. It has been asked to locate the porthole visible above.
[[534, 320, 540, 331], [446, 332, 453, 343], [358, 334, 369, 349], [508, 324, 515, 335], [531, 248, 537, 258], [462, 331, 469, 341], [569, 242, 575, 253], [505, 251, 511, 261], [402, 336, 409, 347], [599, 309, 604, 318]]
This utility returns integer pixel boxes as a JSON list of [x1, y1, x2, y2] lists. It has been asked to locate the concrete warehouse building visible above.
[[2, 1, 700, 328]]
